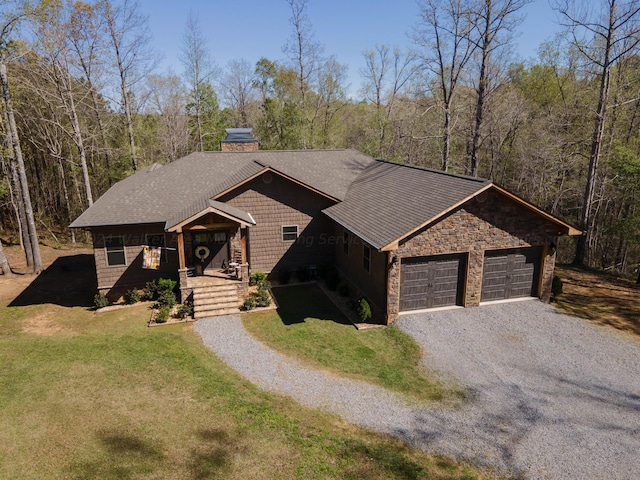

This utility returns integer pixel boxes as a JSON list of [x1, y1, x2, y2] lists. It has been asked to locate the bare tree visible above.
[[180, 11, 216, 151], [0, 1, 43, 273], [467, 0, 530, 177], [360, 45, 417, 157], [283, 0, 325, 147], [30, 7, 94, 207], [283, 0, 323, 104], [68, 1, 113, 184], [100, 0, 156, 171], [556, 0, 640, 265], [220, 58, 258, 128], [146, 73, 191, 161], [414, 0, 477, 171], [2, 103, 31, 259]]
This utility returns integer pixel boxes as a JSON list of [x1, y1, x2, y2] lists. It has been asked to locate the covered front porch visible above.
[[166, 199, 255, 316]]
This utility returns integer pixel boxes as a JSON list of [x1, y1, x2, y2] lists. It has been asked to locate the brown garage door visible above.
[[400, 254, 466, 311], [481, 247, 542, 302]]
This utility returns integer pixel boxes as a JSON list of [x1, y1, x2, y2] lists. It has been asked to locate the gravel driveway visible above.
[[195, 301, 640, 479]]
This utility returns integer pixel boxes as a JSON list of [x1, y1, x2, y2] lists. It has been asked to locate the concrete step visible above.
[[194, 297, 238, 308], [194, 300, 239, 312], [193, 307, 241, 319], [195, 291, 238, 302], [192, 285, 237, 295]]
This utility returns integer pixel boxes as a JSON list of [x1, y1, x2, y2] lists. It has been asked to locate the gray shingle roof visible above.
[[70, 149, 375, 229], [323, 161, 490, 250]]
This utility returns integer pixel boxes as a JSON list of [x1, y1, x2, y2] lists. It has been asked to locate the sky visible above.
[[137, 0, 562, 99]]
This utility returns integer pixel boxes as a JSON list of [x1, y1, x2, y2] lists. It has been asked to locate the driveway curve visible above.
[[194, 301, 640, 479]]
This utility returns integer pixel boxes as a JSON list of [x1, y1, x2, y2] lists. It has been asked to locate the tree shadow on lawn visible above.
[[9, 254, 96, 308], [271, 283, 351, 326]]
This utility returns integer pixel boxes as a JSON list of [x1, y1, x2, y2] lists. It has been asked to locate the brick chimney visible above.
[[220, 128, 259, 152]]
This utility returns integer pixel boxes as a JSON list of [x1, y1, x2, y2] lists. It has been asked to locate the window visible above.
[[282, 225, 298, 241], [105, 235, 126, 266], [363, 245, 371, 273], [194, 233, 208, 244], [343, 230, 349, 255], [146, 233, 167, 262]]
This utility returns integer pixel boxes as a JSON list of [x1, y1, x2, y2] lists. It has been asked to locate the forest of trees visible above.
[[1, 0, 639, 282]]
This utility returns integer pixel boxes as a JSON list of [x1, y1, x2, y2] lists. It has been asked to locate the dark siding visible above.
[[333, 223, 387, 316], [220, 172, 336, 273], [92, 224, 179, 293]]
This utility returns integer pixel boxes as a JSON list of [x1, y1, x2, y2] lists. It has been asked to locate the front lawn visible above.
[[243, 284, 461, 404], [0, 244, 489, 480]]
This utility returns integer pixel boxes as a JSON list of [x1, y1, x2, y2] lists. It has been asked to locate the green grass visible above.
[[0, 265, 489, 479], [243, 284, 462, 405]]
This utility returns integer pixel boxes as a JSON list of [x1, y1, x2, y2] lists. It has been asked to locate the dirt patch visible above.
[[1, 243, 94, 305], [21, 312, 72, 336], [554, 265, 640, 338]]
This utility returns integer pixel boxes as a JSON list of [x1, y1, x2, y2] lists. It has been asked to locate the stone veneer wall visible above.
[[220, 141, 259, 152], [385, 189, 562, 323]]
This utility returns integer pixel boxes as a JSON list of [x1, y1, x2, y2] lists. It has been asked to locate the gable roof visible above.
[[70, 149, 375, 229], [323, 161, 492, 250]]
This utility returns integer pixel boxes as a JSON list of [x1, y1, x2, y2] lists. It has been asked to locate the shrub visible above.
[[255, 279, 272, 307], [176, 303, 193, 319], [156, 290, 177, 309], [94, 293, 109, 309], [143, 280, 157, 300], [552, 276, 563, 298], [125, 289, 140, 305], [296, 265, 310, 282], [356, 298, 372, 323], [337, 280, 350, 297], [278, 268, 291, 285], [155, 305, 170, 323], [249, 271, 267, 286], [256, 278, 271, 292], [243, 296, 256, 311], [256, 290, 272, 308], [157, 278, 177, 294]]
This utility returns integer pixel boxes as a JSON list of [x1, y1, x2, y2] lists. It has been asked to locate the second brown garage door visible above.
[[400, 254, 466, 311], [481, 247, 542, 302]]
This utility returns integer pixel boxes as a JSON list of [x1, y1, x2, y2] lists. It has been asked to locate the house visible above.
[[70, 129, 580, 323]]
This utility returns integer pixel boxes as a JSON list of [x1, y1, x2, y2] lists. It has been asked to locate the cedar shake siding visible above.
[[386, 189, 561, 322], [333, 224, 387, 322], [220, 172, 335, 274], [92, 224, 179, 298]]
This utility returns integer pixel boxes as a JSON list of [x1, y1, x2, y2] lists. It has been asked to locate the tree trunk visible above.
[[442, 105, 452, 171], [575, 54, 612, 266], [470, 38, 489, 177], [121, 71, 137, 171], [0, 61, 43, 273], [8, 155, 32, 263], [108, 22, 138, 171], [0, 239, 13, 277], [60, 65, 93, 206], [89, 84, 114, 184], [2, 107, 32, 262], [195, 92, 204, 151]]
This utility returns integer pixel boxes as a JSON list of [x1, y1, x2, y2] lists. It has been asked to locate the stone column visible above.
[[386, 252, 400, 324], [465, 249, 483, 307]]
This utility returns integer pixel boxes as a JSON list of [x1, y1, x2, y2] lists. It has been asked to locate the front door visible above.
[[193, 231, 230, 273], [207, 231, 229, 270]]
